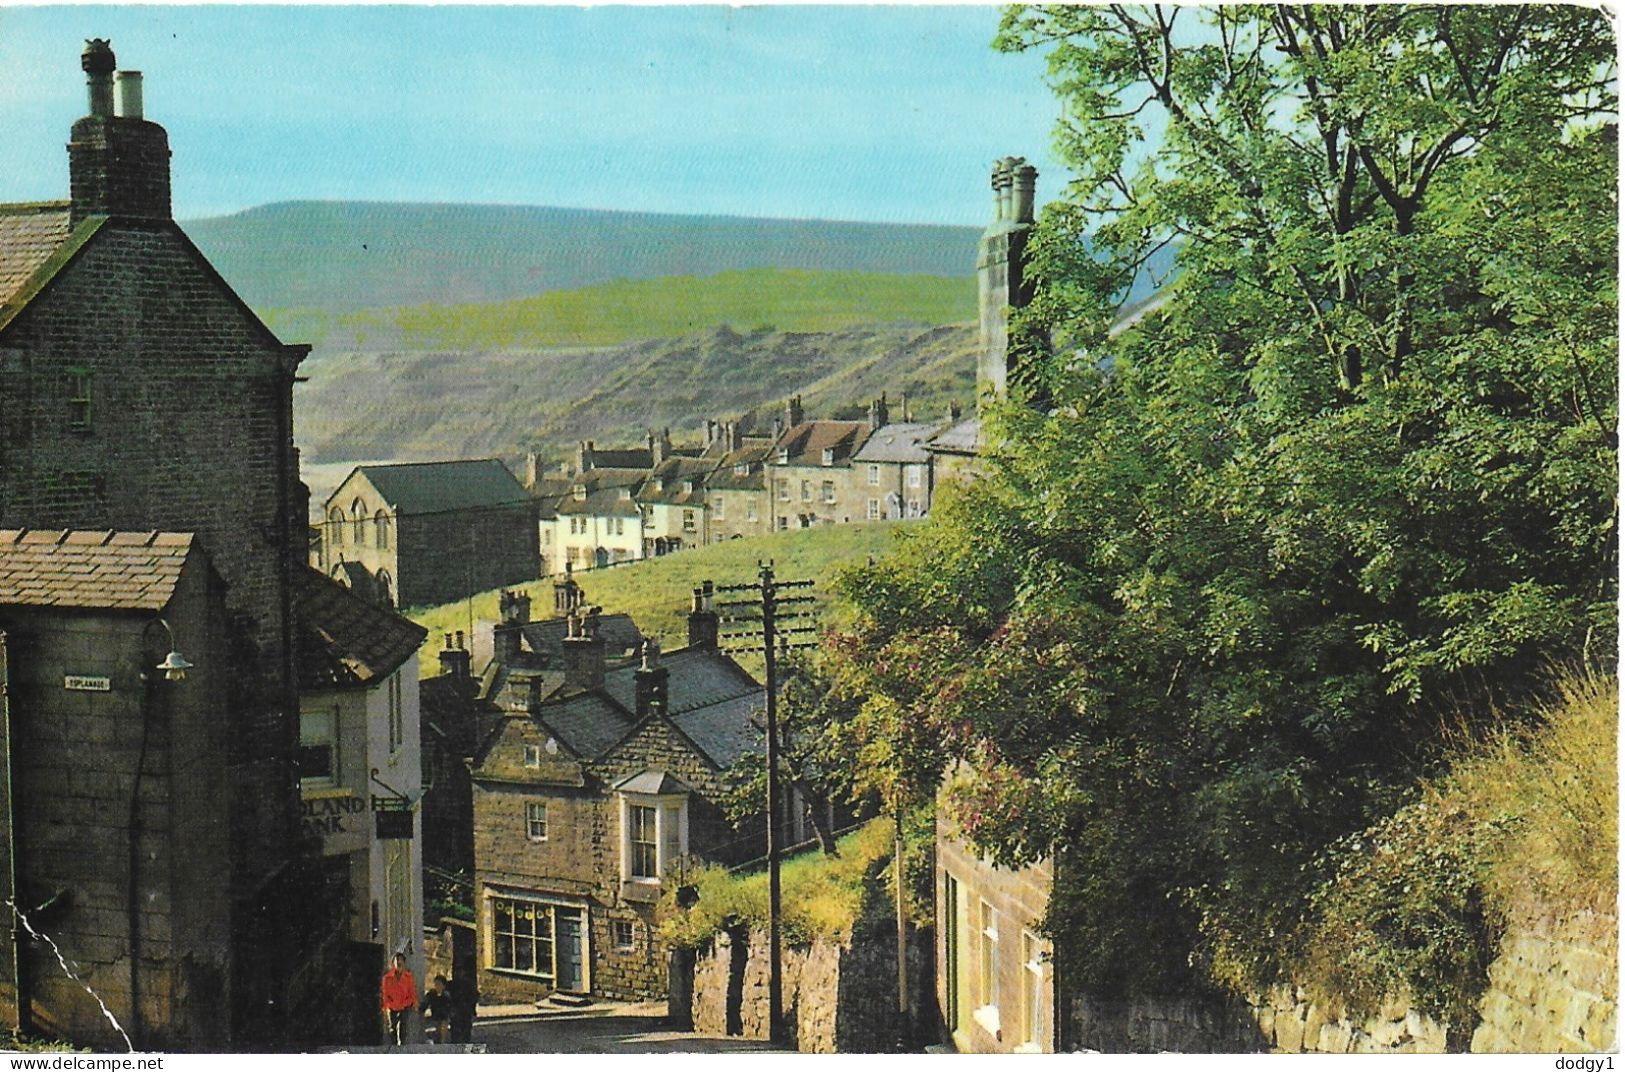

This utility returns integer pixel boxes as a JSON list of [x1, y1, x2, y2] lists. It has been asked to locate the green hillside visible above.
[[185, 200, 979, 312], [409, 521, 906, 677], [266, 268, 974, 352]]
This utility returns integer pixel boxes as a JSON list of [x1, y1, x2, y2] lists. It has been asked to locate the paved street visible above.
[[473, 1002, 795, 1054]]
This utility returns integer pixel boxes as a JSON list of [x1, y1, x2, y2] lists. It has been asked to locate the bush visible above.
[[1292, 669, 1617, 1025]]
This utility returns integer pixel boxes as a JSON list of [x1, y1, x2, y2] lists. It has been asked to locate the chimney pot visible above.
[[82, 40, 115, 116], [115, 70, 143, 119]]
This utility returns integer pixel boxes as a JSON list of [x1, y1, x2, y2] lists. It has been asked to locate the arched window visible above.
[[351, 499, 367, 543], [328, 508, 345, 546], [374, 510, 391, 550], [375, 570, 393, 606]]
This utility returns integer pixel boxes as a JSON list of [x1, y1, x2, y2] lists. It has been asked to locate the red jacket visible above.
[[381, 967, 417, 1012]]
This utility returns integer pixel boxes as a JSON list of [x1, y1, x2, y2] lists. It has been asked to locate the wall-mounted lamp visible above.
[[149, 618, 193, 682]]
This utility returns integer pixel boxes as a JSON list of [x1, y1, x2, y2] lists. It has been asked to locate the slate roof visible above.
[[925, 416, 981, 456], [638, 458, 718, 506], [537, 691, 637, 760], [601, 647, 760, 718], [555, 487, 642, 518], [293, 567, 427, 690], [853, 421, 946, 465], [351, 460, 529, 514], [773, 420, 871, 467], [0, 529, 195, 610], [672, 691, 765, 770], [517, 613, 644, 664], [703, 444, 772, 491], [588, 448, 655, 470], [613, 770, 691, 795]]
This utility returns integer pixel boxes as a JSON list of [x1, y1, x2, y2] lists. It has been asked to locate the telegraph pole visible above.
[[717, 562, 816, 1047]]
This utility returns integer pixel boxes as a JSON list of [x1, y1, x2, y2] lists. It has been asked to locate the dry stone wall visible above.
[[1065, 911, 1616, 1053]]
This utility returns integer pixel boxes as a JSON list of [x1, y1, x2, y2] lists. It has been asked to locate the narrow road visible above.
[[473, 1002, 795, 1054]]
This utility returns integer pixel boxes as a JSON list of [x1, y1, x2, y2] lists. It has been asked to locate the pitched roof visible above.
[[588, 447, 655, 470], [293, 566, 427, 690], [555, 486, 642, 518], [925, 416, 981, 456], [0, 203, 73, 309], [672, 691, 764, 770], [601, 647, 760, 718], [703, 444, 771, 491], [0, 529, 195, 610], [638, 458, 719, 506], [613, 769, 691, 795], [773, 420, 871, 467], [517, 613, 644, 664], [349, 460, 529, 513], [853, 421, 946, 465], [536, 691, 637, 760]]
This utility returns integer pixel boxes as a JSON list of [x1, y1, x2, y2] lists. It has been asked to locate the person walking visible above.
[[423, 975, 451, 1044], [380, 952, 418, 1045]]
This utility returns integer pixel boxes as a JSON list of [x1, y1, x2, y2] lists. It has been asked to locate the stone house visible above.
[[704, 440, 774, 542], [321, 459, 538, 608], [292, 567, 428, 1037], [469, 591, 765, 1002], [850, 412, 944, 521], [765, 397, 875, 530], [554, 480, 646, 571], [936, 782, 1057, 1053], [0, 42, 342, 1048], [637, 456, 720, 555], [0, 530, 237, 1050]]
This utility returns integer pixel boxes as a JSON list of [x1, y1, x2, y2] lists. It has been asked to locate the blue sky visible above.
[[0, 6, 1066, 225]]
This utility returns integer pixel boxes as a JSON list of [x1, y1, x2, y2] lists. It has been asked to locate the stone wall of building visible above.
[[397, 503, 537, 610], [1471, 910, 1617, 1053]]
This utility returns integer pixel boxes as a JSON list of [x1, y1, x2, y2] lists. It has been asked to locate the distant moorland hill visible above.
[[261, 267, 975, 352], [295, 316, 979, 470], [183, 200, 981, 311]]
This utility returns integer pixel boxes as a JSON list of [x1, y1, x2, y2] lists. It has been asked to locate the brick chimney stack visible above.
[[868, 393, 890, 431], [68, 41, 172, 226], [977, 155, 1039, 405], [687, 581, 718, 650], [633, 640, 670, 719], [562, 608, 605, 691], [553, 566, 583, 617], [785, 395, 804, 430]]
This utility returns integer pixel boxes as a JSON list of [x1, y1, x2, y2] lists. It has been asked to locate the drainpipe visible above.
[[0, 632, 29, 1036], [128, 637, 164, 1048]]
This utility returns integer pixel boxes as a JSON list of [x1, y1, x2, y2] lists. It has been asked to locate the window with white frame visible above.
[[351, 499, 368, 543], [66, 369, 92, 431], [907, 499, 922, 518], [867, 464, 880, 486], [1020, 930, 1046, 1051], [777, 447, 789, 464], [867, 499, 880, 520], [821, 481, 836, 504], [298, 708, 339, 788], [488, 895, 553, 978], [683, 509, 696, 532], [746, 498, 758, 522], [611, 919, 636, 950], [907, 464, 923, 488], [821, 448, 834, 467], [526, 802, 549, 841], [713, 497, 725, 520], [777, 478, 790, 502], [620, 794, 686, 883]]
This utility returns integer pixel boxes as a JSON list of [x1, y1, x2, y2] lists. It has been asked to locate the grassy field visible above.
[[408, 521, 908, 676], [267, 269, 974, 353]]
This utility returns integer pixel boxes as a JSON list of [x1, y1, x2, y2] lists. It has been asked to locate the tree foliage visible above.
[[829, 4, 1617, 999]]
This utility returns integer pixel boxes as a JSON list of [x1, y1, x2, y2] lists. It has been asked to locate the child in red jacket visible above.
[[380, 953, 417, 1045]]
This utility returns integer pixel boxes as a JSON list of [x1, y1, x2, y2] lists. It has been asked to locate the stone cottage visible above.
[[469, 589, 765, 1002], [0, 42, 338, 1048]]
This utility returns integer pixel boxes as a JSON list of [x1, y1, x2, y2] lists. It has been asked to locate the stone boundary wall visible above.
[[1066, 911, 1616, 1054]]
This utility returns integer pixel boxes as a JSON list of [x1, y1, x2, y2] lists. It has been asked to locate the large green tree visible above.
[[832, 4, 1616, 997]]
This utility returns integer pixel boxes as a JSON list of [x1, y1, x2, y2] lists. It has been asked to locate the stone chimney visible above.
[[785, 395, 804, 430], [68, 41, 172, 226], [495, 589, 532, 662], [553, 566, 583, 617], [438, 631, 472, 680], [633, 639, 670, 719], [868, 392, 890, 431], [652, 428, 670, 466], [577, 440, 596, 473], [687, 581, 718, 650], [524, 451, 541, 489], [561, 608, 605, 691], [727, 420, 743, 452], [977, 156, 1040, 405]]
